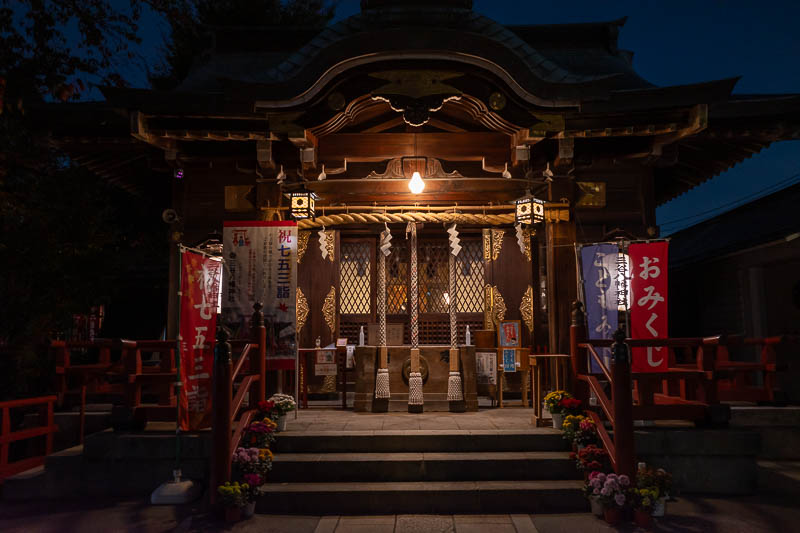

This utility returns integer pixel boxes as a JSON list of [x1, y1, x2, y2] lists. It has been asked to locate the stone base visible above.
[[354, 345, 479, 413]]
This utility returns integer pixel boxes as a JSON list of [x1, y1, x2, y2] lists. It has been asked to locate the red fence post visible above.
[[570, 301, 589, 405], [211, 327, 233, 505], [250, 302, 267, 406], [611, 327, 636, 480]]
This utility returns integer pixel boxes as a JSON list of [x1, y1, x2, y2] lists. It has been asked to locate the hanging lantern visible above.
[[290, 191, 318, 219], [515, 193, 545, 225]]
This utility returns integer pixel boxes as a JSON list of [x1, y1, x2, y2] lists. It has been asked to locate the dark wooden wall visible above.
[[297, 230, 340, 348]]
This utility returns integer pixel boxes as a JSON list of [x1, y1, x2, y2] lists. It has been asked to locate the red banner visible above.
[[179, 250, 222, 430], [629, 242, 669, 373]]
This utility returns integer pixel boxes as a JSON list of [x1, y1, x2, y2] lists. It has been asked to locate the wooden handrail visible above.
[[581, 344, 613, 383], [231, 375, 258, 419], [230, 409, 257, 453], [231, 344, 252, 382], [211, 303, 268, 506], [586, 410, 616, 469], [1, 396, 58, 483]]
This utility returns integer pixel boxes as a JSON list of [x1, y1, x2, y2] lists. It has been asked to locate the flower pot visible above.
[[242, 501, 256, 518], [634, 509, 653, 528], [276, 415, 288, 432], [224, 505, 242, 523], [603, 507, 622, 526], [589, 496, 604, 516], [652, 497, 666, 517], [552, 413, 564, 429]]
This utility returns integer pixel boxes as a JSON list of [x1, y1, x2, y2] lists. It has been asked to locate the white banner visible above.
[[222, 221, 298, 363]]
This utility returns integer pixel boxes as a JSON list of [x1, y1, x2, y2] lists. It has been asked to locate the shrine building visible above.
[[65, 0, 794, 380]]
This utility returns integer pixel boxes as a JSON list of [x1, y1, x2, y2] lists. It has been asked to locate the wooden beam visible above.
[[318, 132, 510, 166], [361, 116, 405, 133]]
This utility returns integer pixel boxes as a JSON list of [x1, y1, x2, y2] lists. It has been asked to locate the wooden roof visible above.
[[45, 1, 800, 207]]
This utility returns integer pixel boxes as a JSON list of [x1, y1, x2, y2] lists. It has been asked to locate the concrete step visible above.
[[270, 451, 580, 482], [1, 465, 46, 500], [272, 430, 567, 454], [258, 480, 586, 514]]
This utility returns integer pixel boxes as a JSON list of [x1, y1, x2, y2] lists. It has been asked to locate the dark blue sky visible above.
[[129, 0, 800, 234]]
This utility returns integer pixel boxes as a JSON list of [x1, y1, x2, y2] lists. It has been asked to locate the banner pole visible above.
[[174, 245, 184, 480]]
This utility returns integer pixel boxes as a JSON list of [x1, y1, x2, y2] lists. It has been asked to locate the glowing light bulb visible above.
[[408, 171, 425, 194]]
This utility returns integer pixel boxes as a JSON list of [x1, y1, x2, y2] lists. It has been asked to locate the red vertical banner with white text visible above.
[[629, 242, 669, 373], [179, 250, 222, 430]]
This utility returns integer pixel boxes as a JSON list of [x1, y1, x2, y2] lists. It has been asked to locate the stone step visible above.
[[1, 465, 46, 500], [258, 480, 586, 514], [269, 451, 580, 482], [272, 430, 567, 454]]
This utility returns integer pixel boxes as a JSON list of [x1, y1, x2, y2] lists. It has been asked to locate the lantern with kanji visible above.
[[514, 193, 544, 225], [290, 191, 317, 219]]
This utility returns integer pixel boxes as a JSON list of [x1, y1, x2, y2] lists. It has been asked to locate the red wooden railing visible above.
[[0, 396, 59, 483], [52, 337, 181, 426], [210, 303, 267, 505], [569, 301, 798, 478]]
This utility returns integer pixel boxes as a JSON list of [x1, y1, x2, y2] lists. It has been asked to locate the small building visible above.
[[670, 182, 800, 401]]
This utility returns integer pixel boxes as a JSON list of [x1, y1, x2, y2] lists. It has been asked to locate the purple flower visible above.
[[614, 493, 626, 506], [591, 479, 601, 489], [593, 487, 600, 495], [619, 475, 630, 486], [601, 487, 611, 497]]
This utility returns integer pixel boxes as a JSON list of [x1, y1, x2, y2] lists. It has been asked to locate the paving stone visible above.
[[395, 514, 454, 533], [335, 516, 395, 533], [314, 516, 340, 533]]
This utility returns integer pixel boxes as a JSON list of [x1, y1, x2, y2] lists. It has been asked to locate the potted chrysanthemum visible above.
[[596, 472, 631, 525], [543, 390, 573, 429], [217, 481, 248, 522], [268, 393, 297, 431]]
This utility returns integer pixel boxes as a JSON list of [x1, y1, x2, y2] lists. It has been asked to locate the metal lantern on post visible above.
[[290, 191, 318, 220], [514, 192, 545, 225]]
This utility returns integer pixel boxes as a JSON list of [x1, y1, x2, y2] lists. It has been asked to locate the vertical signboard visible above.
[[178, 250, 222, 430], [629, 242, 669, 373], [580, 244, 619, 371], [222, 221, 298, 369]]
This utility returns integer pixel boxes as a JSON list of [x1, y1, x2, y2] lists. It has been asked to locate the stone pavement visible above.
[[279, 407, 549, 432], [3, 492, 800, 533]]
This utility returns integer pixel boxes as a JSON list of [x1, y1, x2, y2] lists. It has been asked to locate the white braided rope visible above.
[[447, 371, 463, 401], [409, 223, 418, 349], [449, 253, 457, 350], [378, 250, 387, 347], [375, 368, 390, 399], [408, 372, 424, 405]]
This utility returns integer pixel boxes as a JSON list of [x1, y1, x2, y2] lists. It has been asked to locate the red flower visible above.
[[258, 400, 275, 413], [559, 398, 582, 410]]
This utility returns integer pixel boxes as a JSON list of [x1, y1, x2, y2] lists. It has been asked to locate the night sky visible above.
[[127, 0, 800, 235]]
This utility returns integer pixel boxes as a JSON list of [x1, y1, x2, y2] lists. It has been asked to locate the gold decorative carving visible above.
[[490, 229, 504, 261], [297, 231, 310, 264], [483, 284, 507, 330], [492, 285, 507, 326], [484, 284, 494, 330], [523, 228, 534, 262], [296, 287, 309, 336], [324, 231, 335, 262], [520, 285, 534, 334], [322, 286, 336, 339], [370, 71, 463, 100], [366, 157, 462, 180], [483, 231, 492, 262]]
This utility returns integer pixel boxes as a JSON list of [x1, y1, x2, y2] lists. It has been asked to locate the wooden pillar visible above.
[[210, 327, 232, 505], [570, 301, 589, 404], [611, 327, 635, 480], [546, 175, 578, 355], [250, 303, 266, 405]]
